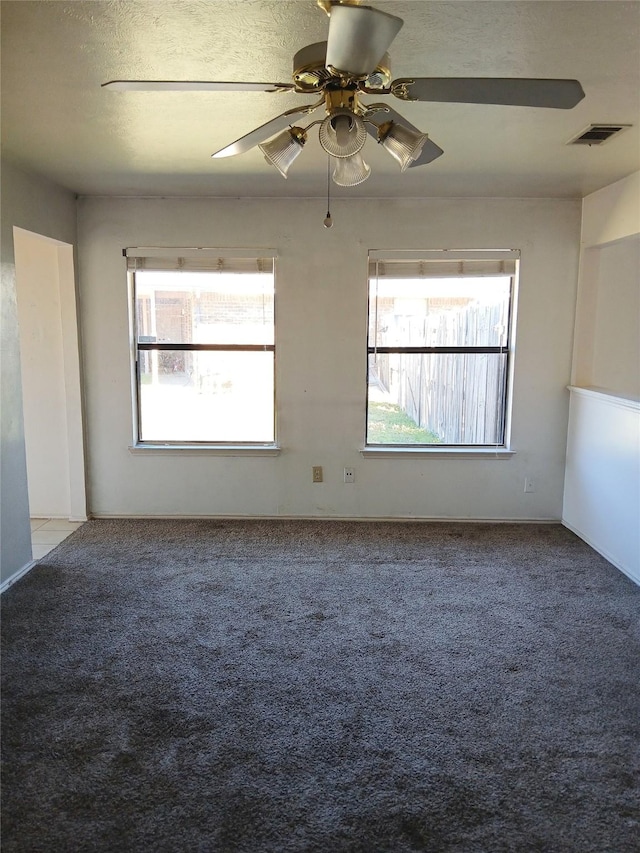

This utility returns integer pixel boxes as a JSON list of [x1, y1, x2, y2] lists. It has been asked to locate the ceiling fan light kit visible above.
[[258, 127, 307, 179], [319, 109, 367, 157], [332, 151, 371, 186], [103, 0, 586, 192], [377, 120, 430, 172]]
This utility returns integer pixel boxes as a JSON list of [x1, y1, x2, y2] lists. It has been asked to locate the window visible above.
[[128, 249, 276, 445], [366, 250, 518, 447]]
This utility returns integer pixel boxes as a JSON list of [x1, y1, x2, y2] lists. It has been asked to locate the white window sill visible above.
[[360, 447, 515, 459], [129, 444, 281, 456]]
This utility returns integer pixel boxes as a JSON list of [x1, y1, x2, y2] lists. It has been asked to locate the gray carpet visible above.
[[2, 519, 639, 852]]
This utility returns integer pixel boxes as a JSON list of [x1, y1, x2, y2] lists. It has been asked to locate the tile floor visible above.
[[30, 518, 84, 561]]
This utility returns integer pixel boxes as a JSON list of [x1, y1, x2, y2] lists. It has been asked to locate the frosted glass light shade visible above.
[[259, 128, 305, 178], [380, 122, 428, 172], [332, 151, 371, 186], [319, 110, 367, 158]]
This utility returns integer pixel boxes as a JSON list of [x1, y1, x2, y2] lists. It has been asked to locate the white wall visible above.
[[14, 228, 87, 518], [590, 237, 640, 397], [0, 160, 78, 586], [581, 171, 640, 247], [573, 171, 640, 397], [564, 171, 640, 584], [564, 389, 639, 584], [14, 231, 70, 517], [78, 195, 581, 520]]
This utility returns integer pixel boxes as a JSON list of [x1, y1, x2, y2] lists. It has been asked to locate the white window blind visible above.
[[368, 257, 518, 279], [125, 248, 275, 274]]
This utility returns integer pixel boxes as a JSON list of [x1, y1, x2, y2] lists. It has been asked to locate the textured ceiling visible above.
[[1, 0, 639, 198]]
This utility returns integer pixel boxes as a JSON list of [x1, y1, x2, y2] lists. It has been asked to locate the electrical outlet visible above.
[[312, 466, 323, 483], [344, 467, 355, 483], [524, 477, 535, 493]]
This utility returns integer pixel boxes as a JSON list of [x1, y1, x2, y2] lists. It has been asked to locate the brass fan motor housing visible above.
[[292, 42, 392, 93]]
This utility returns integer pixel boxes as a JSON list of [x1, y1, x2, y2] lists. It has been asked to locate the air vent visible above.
[[568, 124, 632, 146]]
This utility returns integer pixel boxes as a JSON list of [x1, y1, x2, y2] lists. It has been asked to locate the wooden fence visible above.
[[372, 303, 507, 444]]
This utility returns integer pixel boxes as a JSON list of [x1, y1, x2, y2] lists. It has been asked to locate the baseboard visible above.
[[0, 560, 37, 594], [562, 519, 640, 587], [90, 512, 560, 524], [30, 515, 88, 523]]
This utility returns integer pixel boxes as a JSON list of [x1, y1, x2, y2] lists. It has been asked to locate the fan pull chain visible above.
[[323, 155, 333, 228]]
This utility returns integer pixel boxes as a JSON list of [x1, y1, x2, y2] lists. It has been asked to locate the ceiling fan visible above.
[[102, 0, 585, 187]]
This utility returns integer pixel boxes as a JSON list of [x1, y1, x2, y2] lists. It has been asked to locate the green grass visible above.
[[367, 401, 442, 445]]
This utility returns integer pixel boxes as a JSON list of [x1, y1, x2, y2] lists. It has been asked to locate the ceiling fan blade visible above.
[[102, 80, 294, 93], [364, 105, 444, 167], [326, 4, 403, 77], [391, 77, 585, 109], [211, 103, 321, 158]]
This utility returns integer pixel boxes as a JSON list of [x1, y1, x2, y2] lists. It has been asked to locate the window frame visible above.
[[365, 249, 519, 452], [127, 247, 279, 452]]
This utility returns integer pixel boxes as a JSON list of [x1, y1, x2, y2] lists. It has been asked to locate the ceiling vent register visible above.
[[568, 124, 632, 145]]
